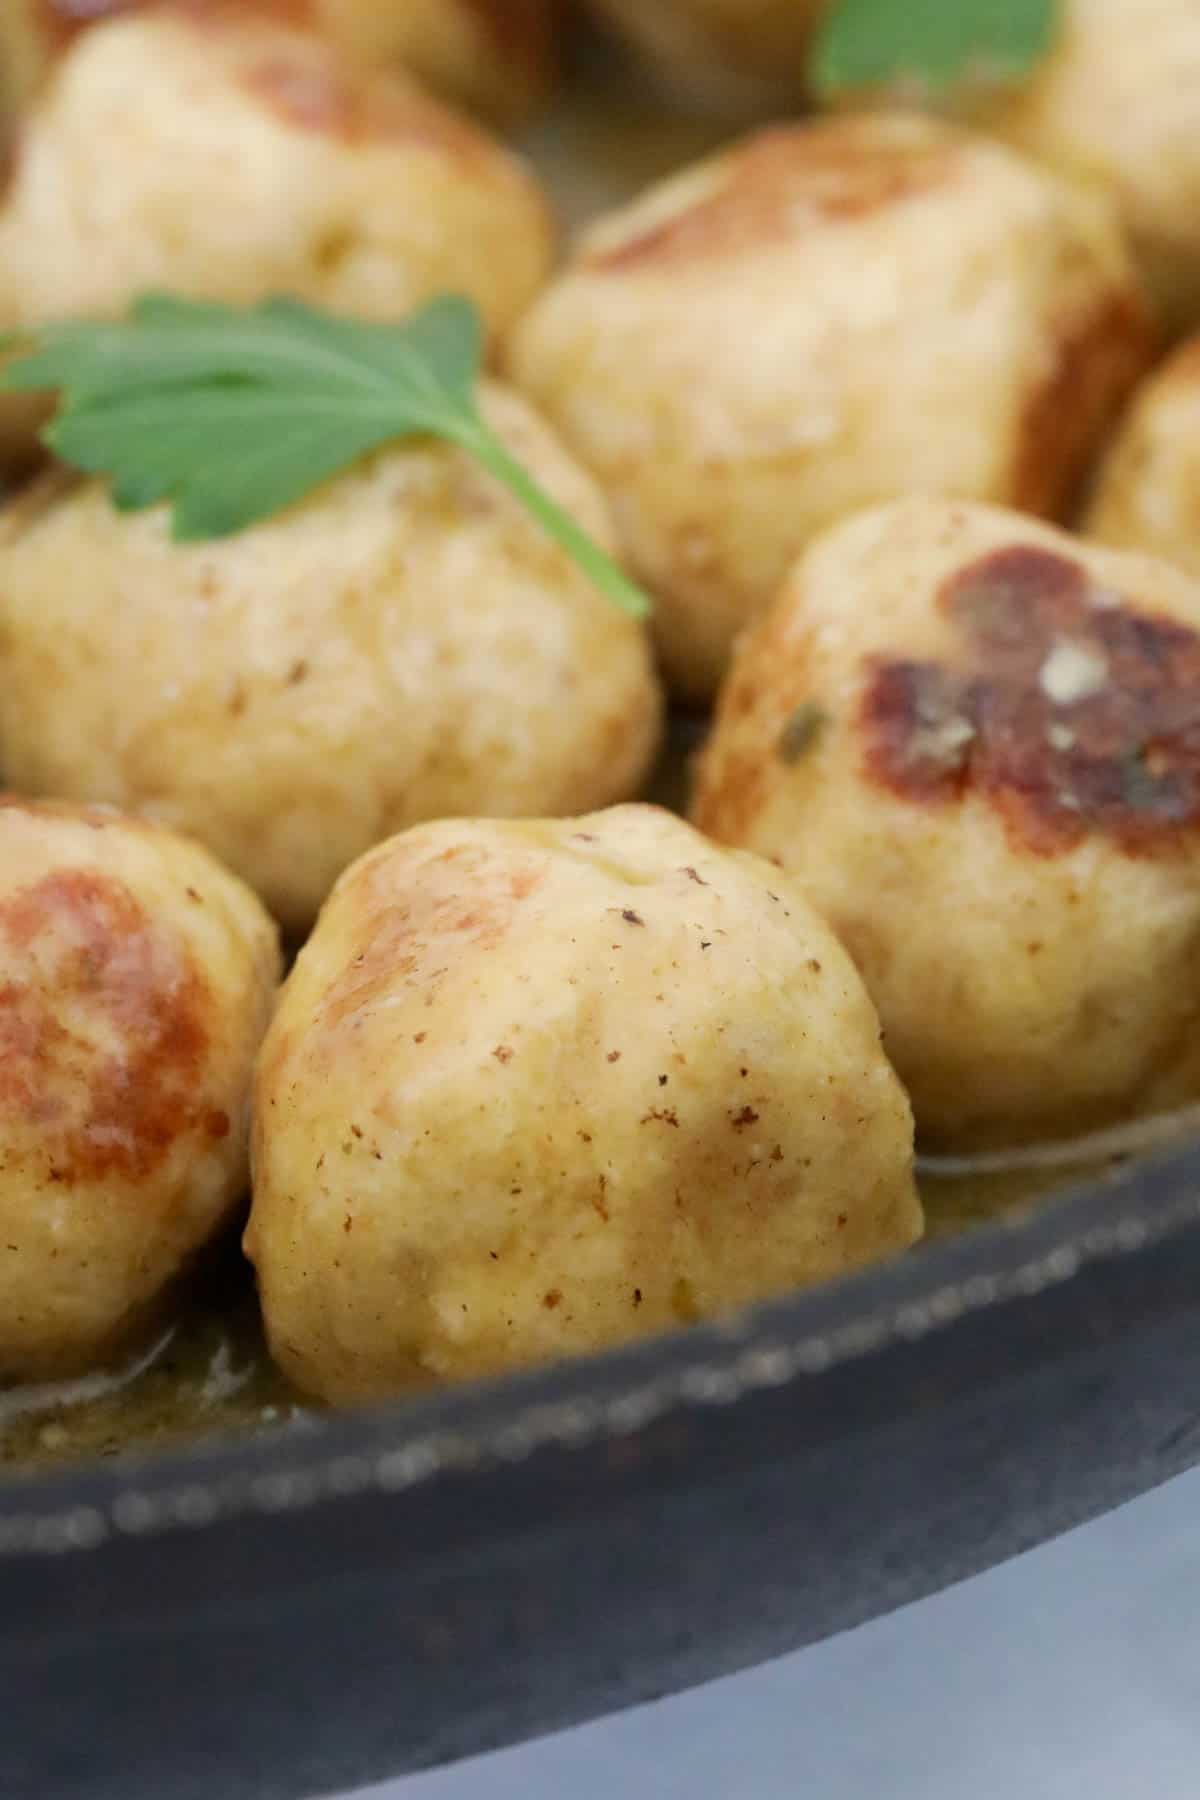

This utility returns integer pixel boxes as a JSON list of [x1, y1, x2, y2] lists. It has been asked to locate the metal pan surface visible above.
[[4, 1137, 1200, 1800]]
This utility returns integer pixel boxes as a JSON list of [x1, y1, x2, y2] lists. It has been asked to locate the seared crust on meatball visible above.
[[695, 498, 1200, 1147], [0, 386, 661, 935], [0, 798, 279, 1380], [509, 112, 1151, 700], [246, 805, 920, 1403]]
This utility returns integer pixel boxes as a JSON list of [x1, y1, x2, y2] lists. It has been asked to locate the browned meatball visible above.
[[695, 498, 1200, 1147], [0, 798, 279, 1380], [510, 112, 1151, 700]]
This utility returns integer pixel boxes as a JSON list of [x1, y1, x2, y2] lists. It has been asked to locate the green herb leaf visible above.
[[1, 293, 651, 619], [777, 701, 828, 764], [811, 0, 1057, 98]]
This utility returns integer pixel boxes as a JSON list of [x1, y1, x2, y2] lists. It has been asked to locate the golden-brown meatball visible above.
[[695, 497, 1200, 1148], [0, 389, 661, 936], [0, 797, 279, 1380], [586, 0, 827, 111], [246, 805, 920, 1403], [1084, 335, 1200, 576], [975, 0, 1200, 337], [0, 1, 555, 125], [509, 112, 1151, 701], [0, 8, 552, 342]]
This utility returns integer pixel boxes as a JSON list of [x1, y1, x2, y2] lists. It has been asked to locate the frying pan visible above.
[[4, 1136, 1200, 1800]]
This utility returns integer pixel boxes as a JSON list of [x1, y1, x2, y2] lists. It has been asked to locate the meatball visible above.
[[509, 112, 1150, 701], [246, 805, 920, 1403], [0, 8, 552, 347], [976, 0, 1200, 336], [586, 0, 826, 112], [0, 390, 661, 936], [0, 797, 279, 1380], [694, 497, 1200, 1147], [1084, 335, 1200, 578], [0, 1, 554, 125]]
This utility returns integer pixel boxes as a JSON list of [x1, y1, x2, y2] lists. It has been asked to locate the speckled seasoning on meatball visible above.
[[0, 388, 661, 935], [509, 111, 1150, 701], [246, 805, 920, 1403], [694, 497, 1200, 1148], [0, 797, 279, 1380]]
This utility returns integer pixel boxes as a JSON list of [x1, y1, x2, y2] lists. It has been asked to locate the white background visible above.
[[349, 1466, 1200, 1800]]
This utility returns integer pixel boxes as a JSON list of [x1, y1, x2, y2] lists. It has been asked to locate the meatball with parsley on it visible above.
[[0, 387, 661, 936], [0, 4, 553, 466]]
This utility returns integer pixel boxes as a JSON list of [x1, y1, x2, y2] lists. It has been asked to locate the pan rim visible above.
[[3, 1135, 1200, 1559]]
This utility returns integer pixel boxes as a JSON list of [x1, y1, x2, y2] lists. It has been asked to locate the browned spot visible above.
[[859, 545, 1200, 855], [542, 1288, 561, 1311], [458, 0, 550, 71], [0, 869, 213, 1182], [682, 866, 707, 885], [1011, 290, 1152, 518], [606, 1050, 621, 1063], [641, 1106, 679, 1127], [621, 909, 644, 926], [586, 121, 954, 272], [492, 1044, 513, 1064], [592, 1174, 610, 1223], [243, 42, 483, 157], [730, 1105, 760, 1128], [322, 848, 544, 1029]]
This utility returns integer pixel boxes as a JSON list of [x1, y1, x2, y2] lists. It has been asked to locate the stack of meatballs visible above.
[[3, 0, 1200, 1416]]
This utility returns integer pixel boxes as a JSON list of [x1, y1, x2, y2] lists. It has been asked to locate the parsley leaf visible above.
[[1, 293, 651, 620], [811, 0, 1057, 98]]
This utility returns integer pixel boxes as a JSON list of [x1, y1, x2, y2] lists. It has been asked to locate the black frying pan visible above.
[[4, 1135, 1200, 1800]]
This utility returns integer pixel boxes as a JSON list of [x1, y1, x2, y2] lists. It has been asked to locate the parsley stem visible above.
[[452, 416, 652, 622]]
